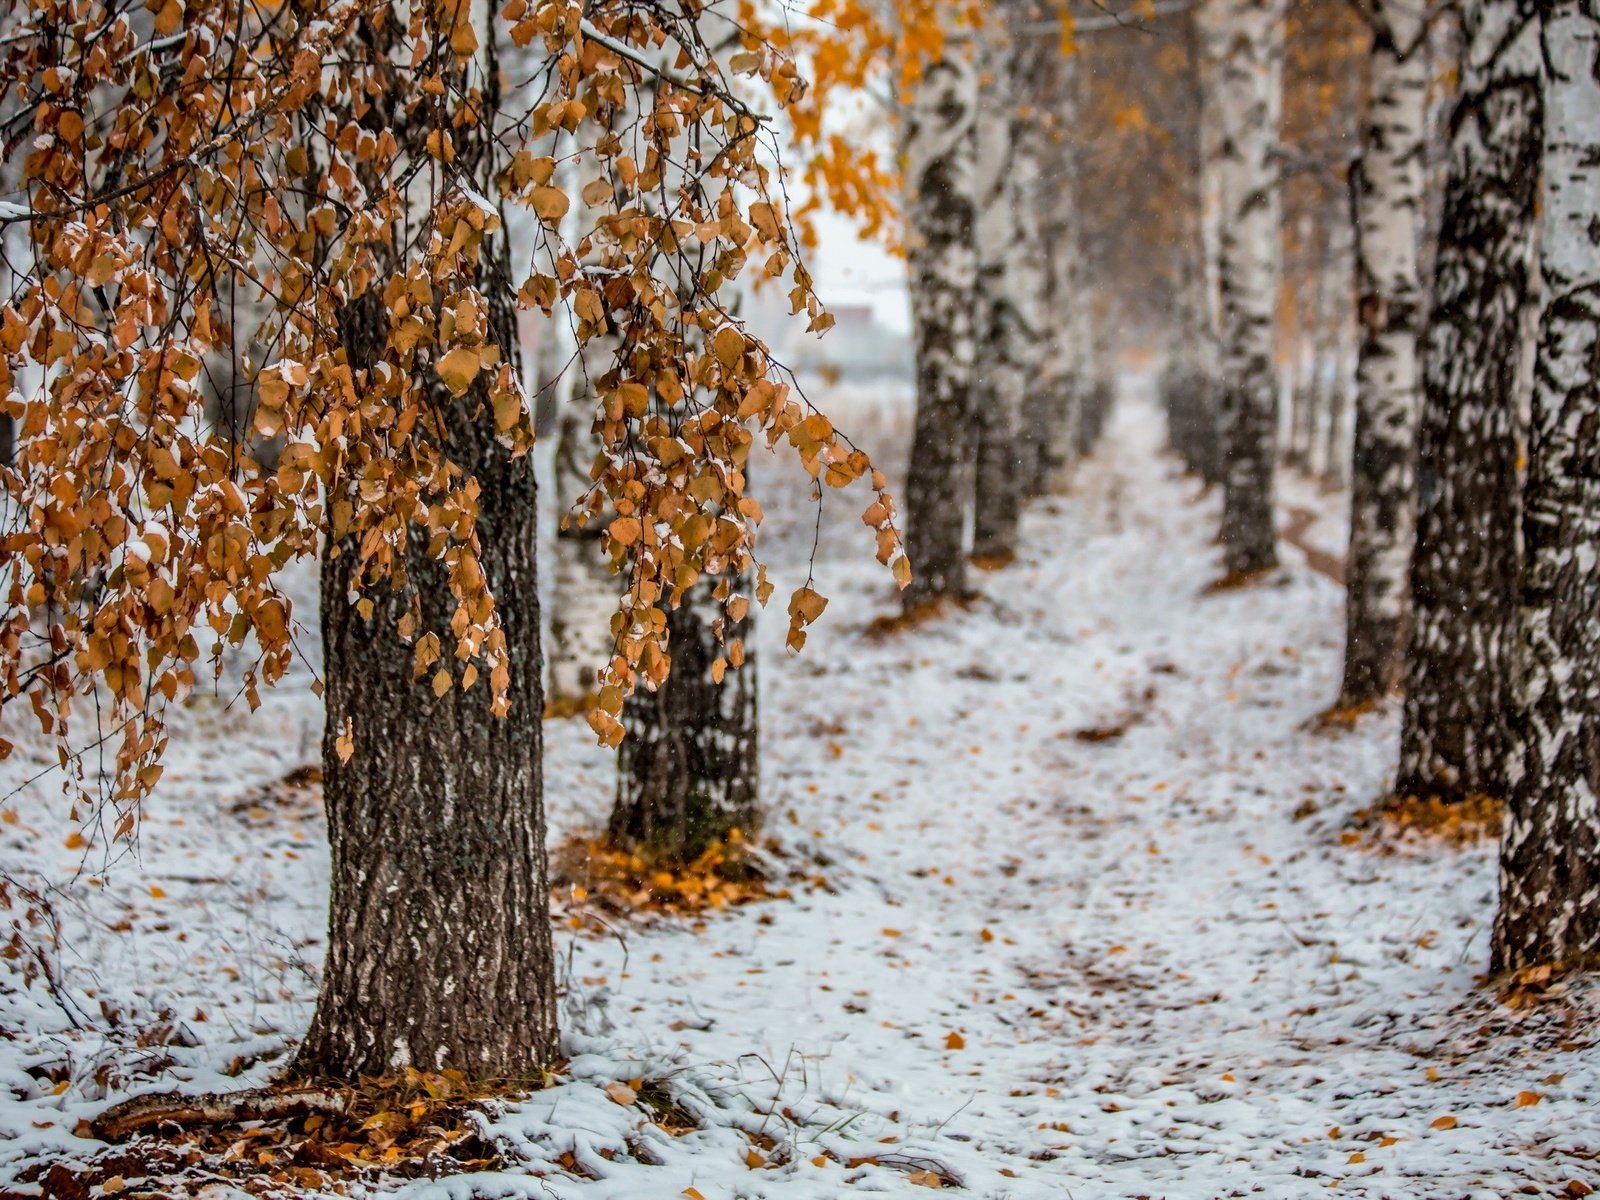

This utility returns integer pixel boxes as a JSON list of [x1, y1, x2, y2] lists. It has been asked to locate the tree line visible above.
[[0, 0, 1595, 1130], [1143, 0, 1591, 975]]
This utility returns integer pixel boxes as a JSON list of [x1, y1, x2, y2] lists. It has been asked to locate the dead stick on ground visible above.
[[92, 1086, 352, 1142]]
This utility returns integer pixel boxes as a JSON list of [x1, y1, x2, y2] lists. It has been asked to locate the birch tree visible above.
[[548, 381, 618, 709], [901, 38, 980, 608], [1335, 0, 1429, 713], [1395, 0, 1540, 805], [1032, 47, 1092, 495], [1492, 0, 1600, 974], [613, 579, 759, 861], [1207, 0, 1288, 577], [972, 7, 1046, 566], [1163, 10, 1225, 485]]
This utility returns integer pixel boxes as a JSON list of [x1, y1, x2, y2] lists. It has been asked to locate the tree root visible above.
[[91, 1086, 353, 1143]]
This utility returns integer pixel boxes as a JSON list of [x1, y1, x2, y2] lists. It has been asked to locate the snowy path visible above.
[[3, 377, 1598, 1199], [545, 376, 1599, 1199]]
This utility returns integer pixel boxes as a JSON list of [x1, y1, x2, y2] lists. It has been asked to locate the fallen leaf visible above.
[[908, 1170, 943, 1188], [944, 1031, 965, 1051], [1430, 1115, 1457, 1131], [1516, 1090, 1543, 1108], [605, 1081, 637, 1106]]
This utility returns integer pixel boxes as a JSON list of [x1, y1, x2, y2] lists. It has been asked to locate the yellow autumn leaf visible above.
[[789, 586, 828, 624], [712, 325, 745, 368], [436, 346, 481, 397], [530, 186, 570, 222]]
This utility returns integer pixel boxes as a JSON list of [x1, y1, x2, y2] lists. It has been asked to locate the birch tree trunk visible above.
[[901, 43, 979, 608], [299, 7, 556, 1081], [1209, 0, 1287, 577], [1322, 290, 1356, 490], [972, 13, 1043, 565], [547, 346, 620, 709], [1283, 261, 1314, 471], [1338, 9, 1429, 711], [1164, 10, 1226, 485], [1492, 0, 1600, 974], [1031, 46, 1087, 496], [613, 580, 759, 863], [1395, 0, 1540, 805]]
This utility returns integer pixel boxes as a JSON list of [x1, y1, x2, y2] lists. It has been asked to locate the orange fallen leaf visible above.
[[148, 885, 167, 899], [64, 832, 85, 850], [908, 1170, 943, 1188], [1515, 1090, 1543, 1107], [944, 1031, 966, 1050], [744, 1148, 765, 1169], [605, 1081, 637, 1106], [1430, 1115, 1457, 1130], [682, 1190, 705, 1200]]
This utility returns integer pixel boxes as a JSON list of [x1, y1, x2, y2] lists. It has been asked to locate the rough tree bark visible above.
[[1337, 5, 1429, 712], [612, 581, 759, 863], [304, 248, 555, 1085], [1395, 0, 1540, 805], [1491, 0, 1600, 974], [900, 43, 979, 608], [972, 11, 1044, 565], [296, 8, 557, 1082]]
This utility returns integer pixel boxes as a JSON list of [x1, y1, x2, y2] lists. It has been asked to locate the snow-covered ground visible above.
[[3, 376, 1598, 1199]]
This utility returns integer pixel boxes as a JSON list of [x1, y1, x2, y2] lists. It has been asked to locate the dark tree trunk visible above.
[[901, 52, 979, 608], [1395, 0, 1539, 805], [300, 268, 556, 1082], [296, 8, 556, 1082], [1491, 0, 1600, 975], [612, 583, 759, 864]]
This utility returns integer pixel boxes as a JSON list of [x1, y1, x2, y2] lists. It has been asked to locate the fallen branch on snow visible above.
[[91, 1086, 352, 1142]]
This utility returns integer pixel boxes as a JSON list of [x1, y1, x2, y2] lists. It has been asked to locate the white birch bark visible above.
[[1395, 0, 1540, 804], [1493, 0, 1600, 974], [972, 8, 1043, 563], [1207, 0, 1286, 576], [901, 37, 980, 607], [545, 154, 619, 708], [1337, 3, 1429, 710]]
